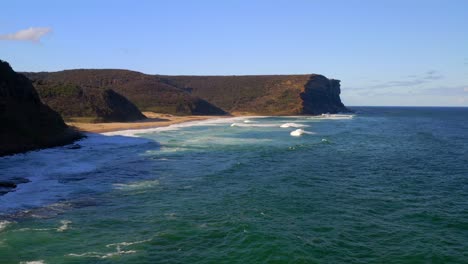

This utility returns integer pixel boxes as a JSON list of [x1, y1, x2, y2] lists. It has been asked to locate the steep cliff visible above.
[[33, 81, 146, 122], [0, 60, 82, 156], [300, 75, 347, 115]]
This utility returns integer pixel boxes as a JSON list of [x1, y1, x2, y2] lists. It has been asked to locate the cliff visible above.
[[0, 60, 82, 156], [162, 74, 349, 115], [32, 81, 146, 122], [23, 70, 348, 116], [300, 75, 347, 115]]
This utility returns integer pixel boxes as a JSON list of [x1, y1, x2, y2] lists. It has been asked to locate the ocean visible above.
[[1, 107, 467, 263]]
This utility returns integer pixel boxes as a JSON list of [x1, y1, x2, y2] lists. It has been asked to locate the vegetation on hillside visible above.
[[24, 70, 348, 116], [25, 70, 227, 116], [34, 81, 146, 122]]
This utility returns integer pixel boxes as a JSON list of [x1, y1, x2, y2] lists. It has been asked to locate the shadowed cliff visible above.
[[32, 81, 146, 122], [300, 75, 347, 115], [0, 60, 82, 156]]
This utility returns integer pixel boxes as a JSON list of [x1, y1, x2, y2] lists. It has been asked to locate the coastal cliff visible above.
[[32, 81, 146, 122], [24, 70, 348, 116], [301, 75, 346, 115], [0, 60, 82, 156], [162, 74, 349, 115]]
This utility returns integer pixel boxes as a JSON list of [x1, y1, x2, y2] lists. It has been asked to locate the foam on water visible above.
[[113, 179, 160, 190], [308, 114, 354, 120], [106, 238, 152, 248], [290, 129, 315, 137], [57, 220, 72, 232], [68, 238, 151, 259], [19, 261, 45, 264], [0, 220, 11, 232], [280, 123, 309, 128], [103, 117, 254, 137], [67, 250, 136, 259], [230, 123, 278, 128]]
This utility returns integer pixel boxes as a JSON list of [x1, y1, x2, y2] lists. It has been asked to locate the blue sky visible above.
[[1, 0, 467, 106]]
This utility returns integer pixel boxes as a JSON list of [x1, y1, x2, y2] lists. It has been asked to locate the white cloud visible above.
[[0, 27, 52, 42]]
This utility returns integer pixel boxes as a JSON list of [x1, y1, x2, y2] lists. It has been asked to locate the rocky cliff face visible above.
[[300, 75, 347, 115], [0, 60, 82, 156], [32, 81, 146, 122]]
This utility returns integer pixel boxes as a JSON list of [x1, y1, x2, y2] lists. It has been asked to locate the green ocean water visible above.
[[0, 107, 467, 263]]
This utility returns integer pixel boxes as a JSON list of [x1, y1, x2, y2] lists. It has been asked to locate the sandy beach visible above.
[[67, 112, 229, 133]]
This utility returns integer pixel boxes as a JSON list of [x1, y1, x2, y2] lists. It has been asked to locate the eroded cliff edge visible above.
[[300, 75, 347, 115], [0, 60, 82, 156]]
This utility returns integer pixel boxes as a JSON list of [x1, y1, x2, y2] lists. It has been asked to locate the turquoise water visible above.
[[1, 107, 468, 263]]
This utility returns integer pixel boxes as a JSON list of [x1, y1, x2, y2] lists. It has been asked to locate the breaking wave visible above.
[[280, 123, 308, 128], [309, 114, 354, 120], [290, 129, 316, 137]]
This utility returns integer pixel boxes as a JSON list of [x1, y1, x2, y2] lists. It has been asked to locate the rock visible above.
[[0, 181, 17, 188], [0, 60, 83, 156]]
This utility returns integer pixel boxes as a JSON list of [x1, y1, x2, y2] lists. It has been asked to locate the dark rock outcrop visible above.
[[0, 177, 30, 195], [300, 75, 347, 115], [0, 60, 82, 156]]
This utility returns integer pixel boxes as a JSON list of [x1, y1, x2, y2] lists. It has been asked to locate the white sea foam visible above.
[[57, 220, 72, 232], [230, 123, 278, 128], [309, 114, 354, 120], [280, 123, 308, 128], [290, 129, 315, 137], [19, 261, 45, 264], [113, 179, 160, 190], [103, 116, 256, 137], [0, 220, 11, 232], [243, 119, 256, 123], [68, 250, 136, 259], [106, 238, 152, 248], [68, 238, 150, 259]]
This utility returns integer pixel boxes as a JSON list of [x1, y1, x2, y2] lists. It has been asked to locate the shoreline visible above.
[[68, 112, 355, 134], [67, 112, 233, 133]]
